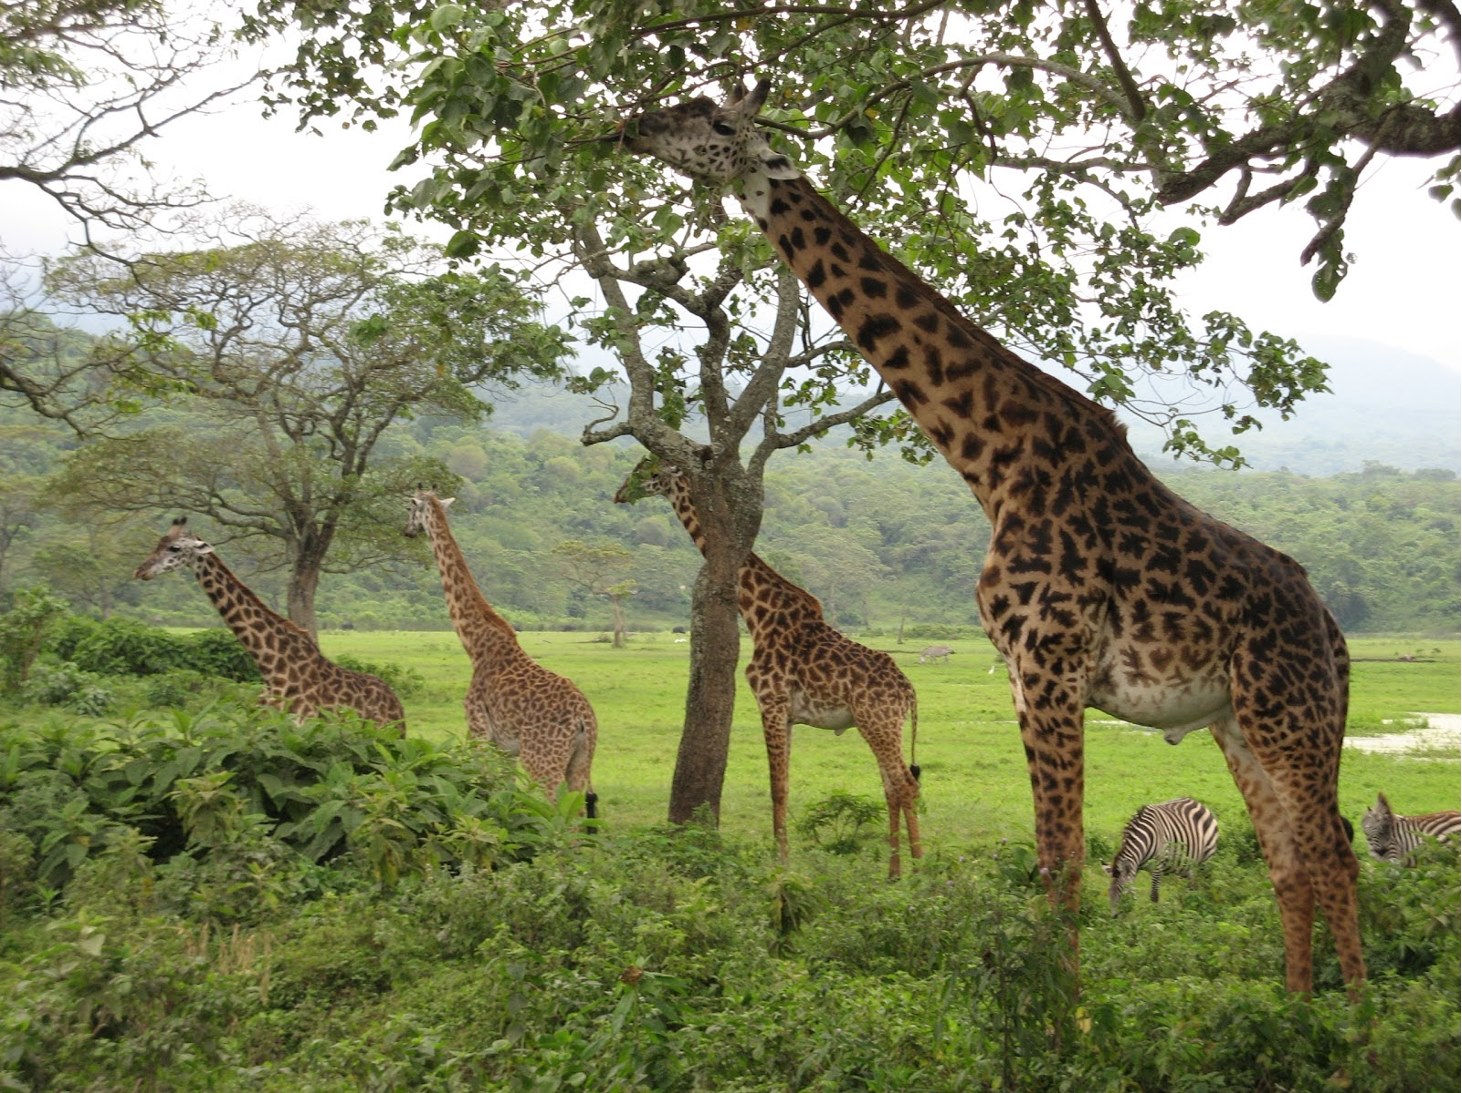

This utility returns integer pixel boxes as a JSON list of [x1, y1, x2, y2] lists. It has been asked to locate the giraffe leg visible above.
[[1008, 671, 1086, 911], [1224, 623, 1365, 995], [757, 694, 793, 862], [1210, 716, 1318, 991], [858, 716, 920, 880], [904, 781, 924, 868]]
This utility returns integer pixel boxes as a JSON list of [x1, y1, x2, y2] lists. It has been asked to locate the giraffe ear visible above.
[[440, 497, 456, 509]]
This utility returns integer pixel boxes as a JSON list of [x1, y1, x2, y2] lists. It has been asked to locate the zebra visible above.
[[1104, 797, 1219, 914], [1360, 792, 1461, 863]]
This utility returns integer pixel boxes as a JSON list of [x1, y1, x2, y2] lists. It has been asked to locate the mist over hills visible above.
[[487, 335, 1460, 477]]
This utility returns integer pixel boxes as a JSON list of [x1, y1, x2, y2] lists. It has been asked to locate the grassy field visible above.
[[317, 628, 1461, 872]]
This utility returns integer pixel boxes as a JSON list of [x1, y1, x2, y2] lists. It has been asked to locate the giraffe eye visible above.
[[712, 120, 735, 136]]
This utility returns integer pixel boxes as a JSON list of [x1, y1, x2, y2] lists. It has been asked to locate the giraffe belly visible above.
[[790, 690, 855, 733], [1088, 672, 1232, 744]]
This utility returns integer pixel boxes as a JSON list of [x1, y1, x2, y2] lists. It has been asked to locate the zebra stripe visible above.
[[1361, 792, 1461, 863], [1106, 797, 1219, 914]]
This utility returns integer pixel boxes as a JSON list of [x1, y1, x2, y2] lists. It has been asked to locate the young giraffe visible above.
[[133, 518, 405, 731], [615, 456, 922, 878], [607, 79, 1364, 994], [405, 489, 597, 815]]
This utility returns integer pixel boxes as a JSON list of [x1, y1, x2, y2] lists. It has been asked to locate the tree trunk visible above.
[[611, 596, 627, 648], [287, 546, 324, 638], [667, 536, 743, 825]]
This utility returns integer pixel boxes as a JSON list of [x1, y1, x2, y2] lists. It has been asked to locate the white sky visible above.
[[3, 77, 1458, 376]]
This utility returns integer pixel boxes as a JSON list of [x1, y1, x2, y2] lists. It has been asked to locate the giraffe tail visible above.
[[909, 690, 921, 783]]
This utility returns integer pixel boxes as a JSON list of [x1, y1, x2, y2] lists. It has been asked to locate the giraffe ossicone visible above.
[[133, 517, 406, 732], [607, 78, 1365, 995], [615, 456, 921, 879]]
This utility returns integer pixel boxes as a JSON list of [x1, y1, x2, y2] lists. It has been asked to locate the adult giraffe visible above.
[[405, 489, 598, 815], [616, 456, 922, 879], [605, 79, 1364, 994], [134, 518, 405, 731]]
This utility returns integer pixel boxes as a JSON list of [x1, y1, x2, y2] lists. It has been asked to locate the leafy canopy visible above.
[[242, 0, 1459, 462]]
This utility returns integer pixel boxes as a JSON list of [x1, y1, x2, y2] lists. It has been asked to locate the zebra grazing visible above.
[[1105, 797, 1219, 914], [1360, 793, 1461, 864]]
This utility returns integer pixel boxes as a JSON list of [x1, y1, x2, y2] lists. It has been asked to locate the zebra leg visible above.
[[1150, 864, 1163, 903]]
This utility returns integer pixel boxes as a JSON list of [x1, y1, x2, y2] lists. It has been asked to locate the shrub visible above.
[[798, 791, 886, 856], [178, 628, 260, 682], [43, 612, 103, 663], [1357, 840, 1461, 979], [0, 588, 68, 693], [333, 654, 423, 699], [0, 704, 569, 914], [69, 618, 186, 676], [19, 661, 98, 707]]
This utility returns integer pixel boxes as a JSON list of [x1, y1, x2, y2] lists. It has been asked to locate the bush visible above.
[[1357, 840, 1461, 979], [333, 654, 423, 699], [798, 791, 886, 856], [178, 628, 260, 682], [19, 661, 98, 706], [68, 617, 187, 677], [0, 704, 573, 912], [0, 588, 68, 693]]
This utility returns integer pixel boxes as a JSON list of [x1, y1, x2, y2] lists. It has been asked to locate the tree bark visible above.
[[286, 534, 330, 638], [668, 542, 743, 824]]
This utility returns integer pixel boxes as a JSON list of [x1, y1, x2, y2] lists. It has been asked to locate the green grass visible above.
[[316, 628, 1461, 876]]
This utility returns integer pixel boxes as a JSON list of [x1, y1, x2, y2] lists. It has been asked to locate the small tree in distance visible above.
[[550, 539, 636, 647]]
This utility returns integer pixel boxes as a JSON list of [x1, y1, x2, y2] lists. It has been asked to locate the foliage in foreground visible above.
[[0, 707, 1456, 1091]]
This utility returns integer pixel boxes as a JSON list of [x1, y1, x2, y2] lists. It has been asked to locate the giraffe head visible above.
[[405, 488, 454, 538], [606, 79, 800, 187], [134, 518, 214, 581], [612, 455, 678, 505]]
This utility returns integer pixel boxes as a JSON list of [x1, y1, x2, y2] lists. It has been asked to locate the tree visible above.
[[0, 1, 262, 421], [0, 0, 249, 242], [43, 210, 570, 634], [549, 539, 636, 646], [242, 0, 1457, 819]]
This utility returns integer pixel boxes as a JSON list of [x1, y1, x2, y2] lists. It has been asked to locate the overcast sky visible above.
[[4, 80, 1458, 376]]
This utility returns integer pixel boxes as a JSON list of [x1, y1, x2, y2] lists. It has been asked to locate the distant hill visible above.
[[487, 335, 1460, 476], [1124, 336, 1460, 474]]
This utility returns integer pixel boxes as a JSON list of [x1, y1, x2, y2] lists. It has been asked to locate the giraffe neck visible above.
[[419, 498, 521, 658], [745, 175, 1130, 513], [661, 475, 824, 627], [190, 551, 314, 683]]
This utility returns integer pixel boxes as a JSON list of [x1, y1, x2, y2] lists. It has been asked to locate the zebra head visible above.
[[1360, 793, 1395, 860], [1102, 856, 1140, 915]]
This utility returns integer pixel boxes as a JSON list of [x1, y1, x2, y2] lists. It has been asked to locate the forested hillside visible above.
[[2, 404, 1456, 635]]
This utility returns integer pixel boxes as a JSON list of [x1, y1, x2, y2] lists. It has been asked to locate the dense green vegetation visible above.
[[3, 403, 1457, 637], [1, 628, 1457, 1089]]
